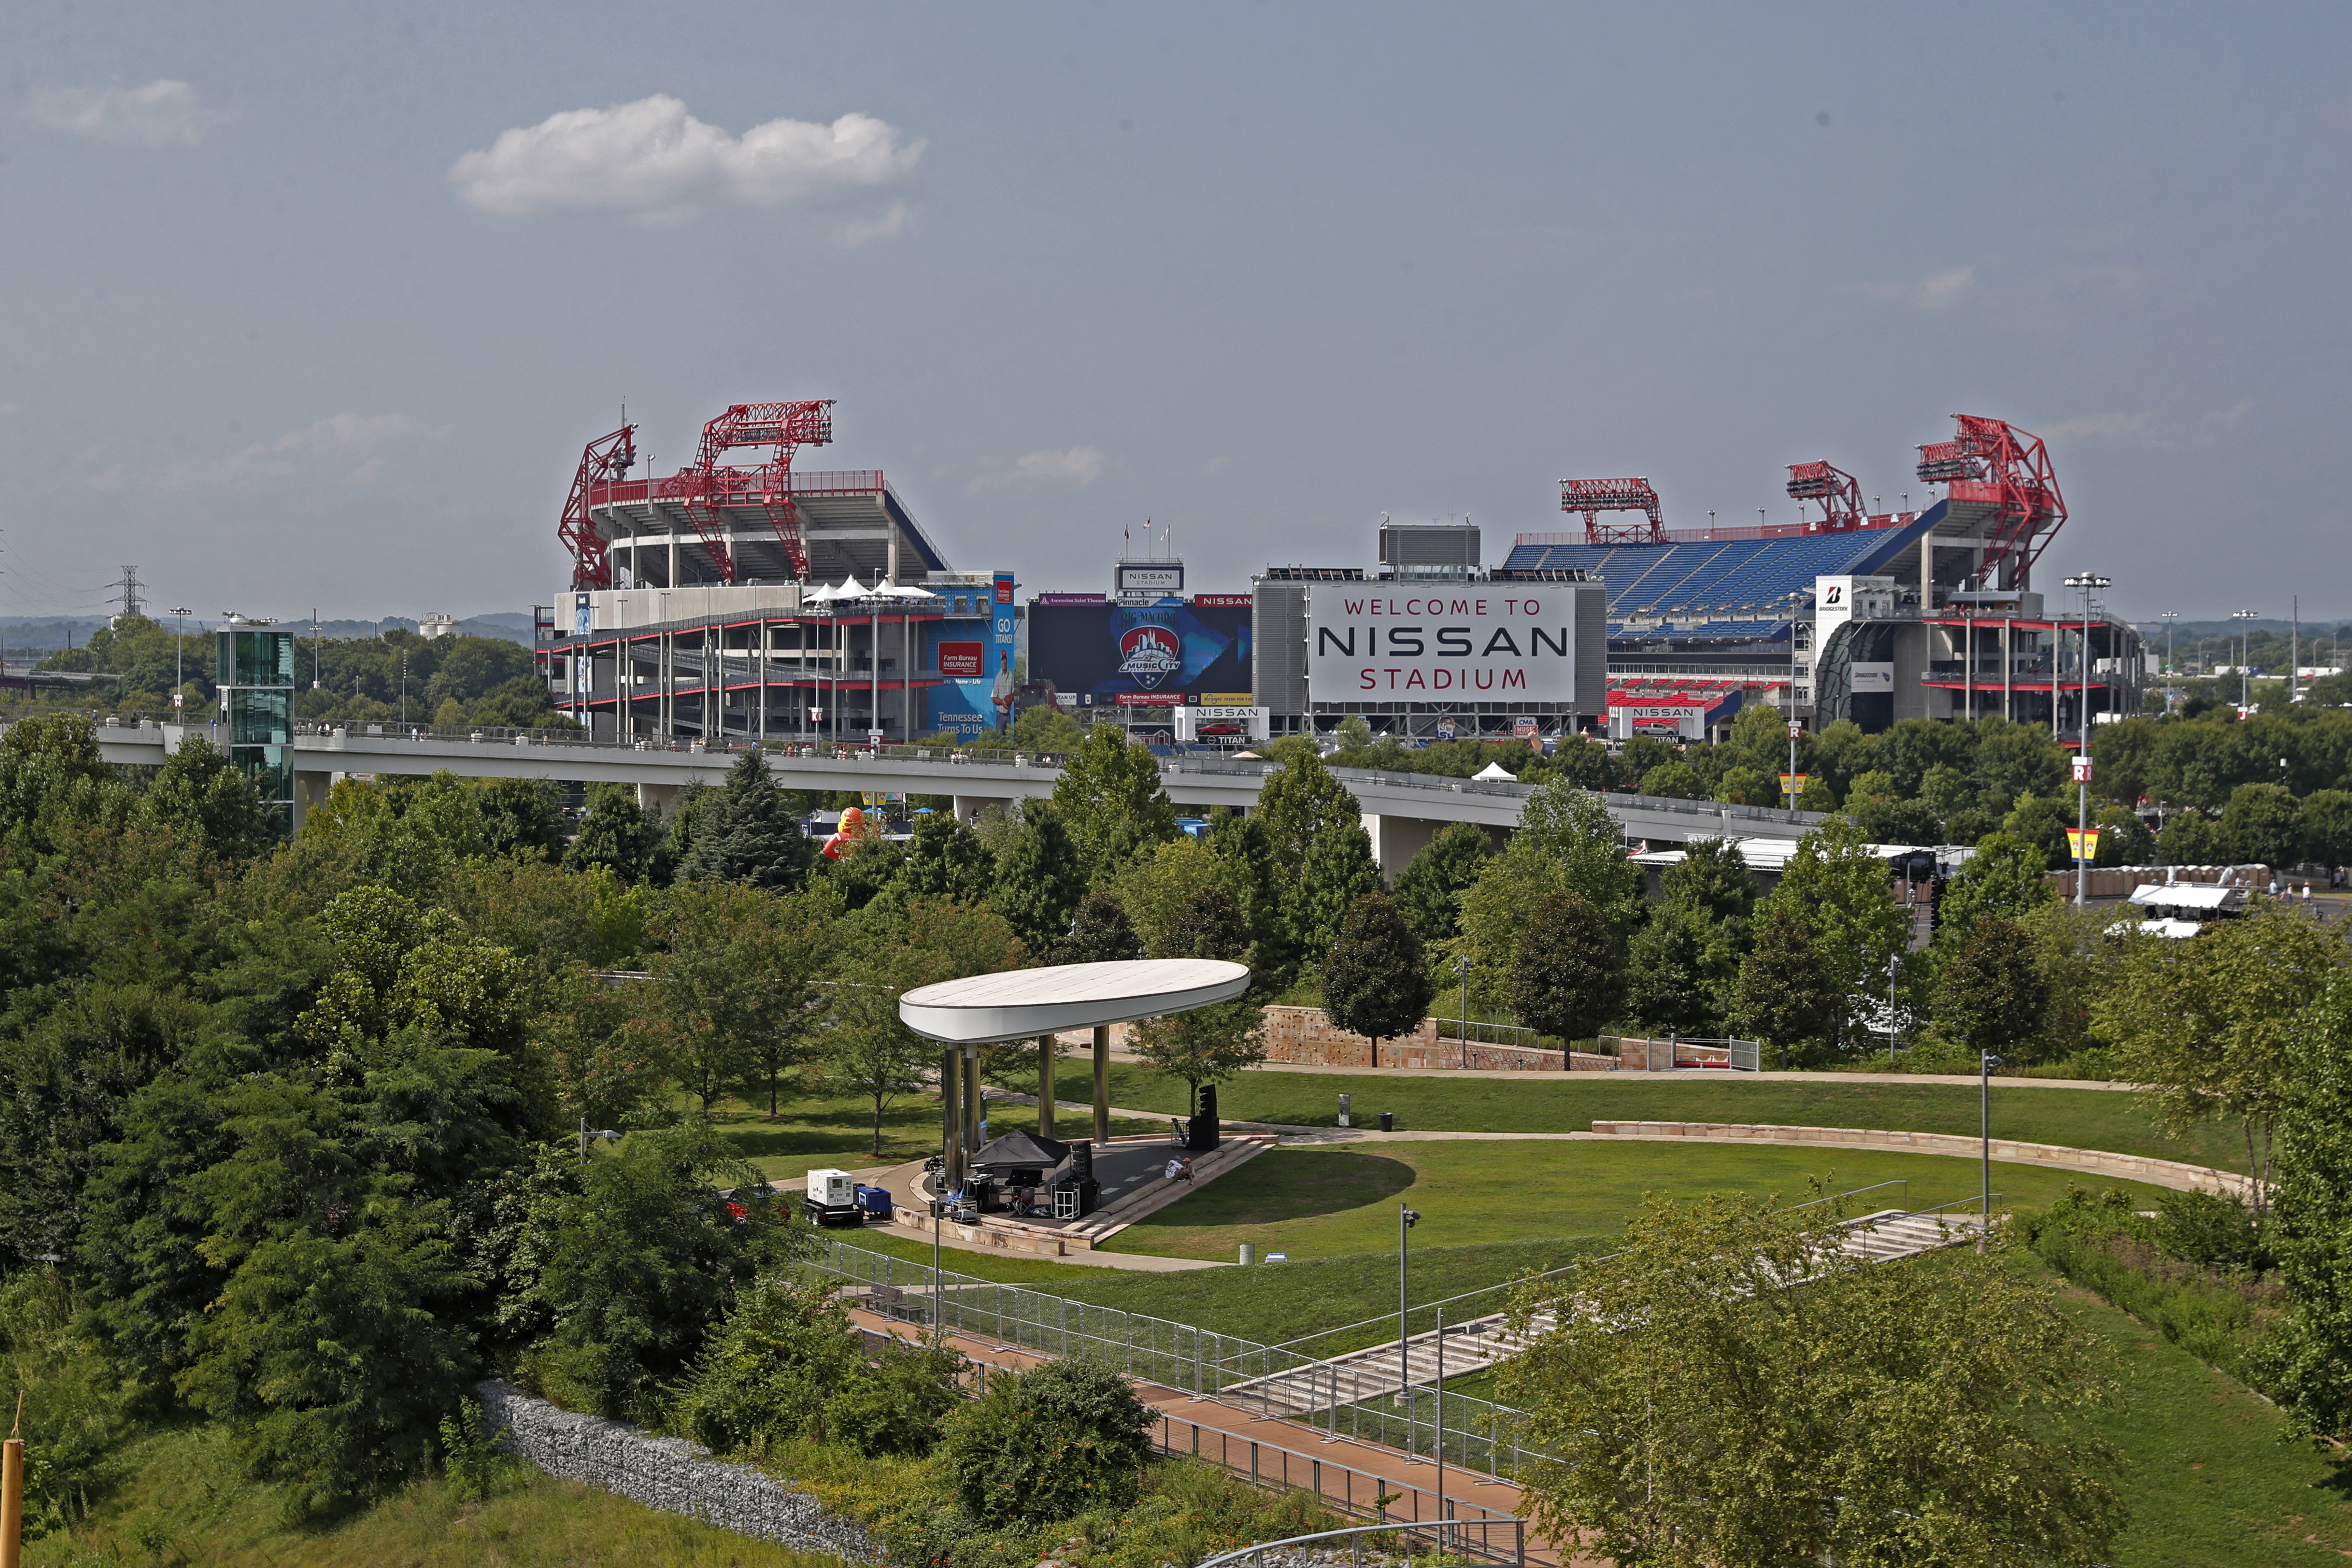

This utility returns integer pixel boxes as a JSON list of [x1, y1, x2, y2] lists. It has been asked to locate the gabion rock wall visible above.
[[474, 1378, 877, 1559]]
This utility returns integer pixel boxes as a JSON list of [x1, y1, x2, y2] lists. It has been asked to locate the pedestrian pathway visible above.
[[1222, 1209, 1984, 1418], [843, 1303, 1567, 1567]]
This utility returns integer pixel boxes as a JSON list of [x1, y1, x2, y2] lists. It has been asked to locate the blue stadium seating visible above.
[[1503, 508, 1936, 630]]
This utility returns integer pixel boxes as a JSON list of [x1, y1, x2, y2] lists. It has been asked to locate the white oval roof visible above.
[[898, 958, 1251, 1045]]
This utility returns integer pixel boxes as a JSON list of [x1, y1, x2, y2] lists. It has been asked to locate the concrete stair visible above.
[[1224, 1208, 1984, 1417]]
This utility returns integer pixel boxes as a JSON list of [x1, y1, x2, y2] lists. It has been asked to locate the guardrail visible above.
[[1150, 1434, 1528, 1568]]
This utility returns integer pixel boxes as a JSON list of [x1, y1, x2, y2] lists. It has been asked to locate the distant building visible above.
[[418, 613, 460, 640]]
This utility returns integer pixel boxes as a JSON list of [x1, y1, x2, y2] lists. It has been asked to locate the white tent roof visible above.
[[899, 959, 1250, 1045], [2127, 882, 2243, 912], [1472, 762, 1517, 781]]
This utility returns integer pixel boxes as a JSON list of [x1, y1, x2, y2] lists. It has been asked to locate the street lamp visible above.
[[1980, 1052, 2003, 1248], [2231, 609, 2259, 714], [1454, 956, 1473, 1068], [1398, 1205, 1421, 1405], [2063, 574, 2111, 907], [168, 607, 191, 718]]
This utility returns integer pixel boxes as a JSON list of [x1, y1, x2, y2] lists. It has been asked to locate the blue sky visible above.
[[5, 2, 2347, 623]]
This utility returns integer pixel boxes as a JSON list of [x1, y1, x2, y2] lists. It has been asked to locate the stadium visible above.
[[535, 406, 2144, 749]]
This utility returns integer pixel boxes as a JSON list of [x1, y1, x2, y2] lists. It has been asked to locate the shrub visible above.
[[669, 1279, 861, 1455], [943, 1357, 1155, 1526], [826, 1339, 967, 1458]]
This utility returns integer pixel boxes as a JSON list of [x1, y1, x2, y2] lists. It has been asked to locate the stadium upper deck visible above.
[[1503, 506, 1938, 640]]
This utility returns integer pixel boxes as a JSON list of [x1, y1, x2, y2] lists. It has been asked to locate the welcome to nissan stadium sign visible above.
[[1306, 583, 1581, 703]]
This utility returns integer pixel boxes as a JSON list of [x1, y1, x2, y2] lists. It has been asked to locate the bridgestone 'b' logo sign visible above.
[[1305, 585, 1580, 704]]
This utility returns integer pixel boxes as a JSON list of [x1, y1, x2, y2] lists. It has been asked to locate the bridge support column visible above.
[[951, 793, 1014, 825], [1359, 813, 1442, 884], [290, 768, 332, 834], [638, 781, 681, 818]]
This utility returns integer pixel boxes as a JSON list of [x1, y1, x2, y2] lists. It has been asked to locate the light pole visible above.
[[1980, 1052, 2003, 1248], [2063, 574, 2111, 906], [1786, 715, 1802, 810], [168, 607, 191, 718], [2160, 610, 2178, 711], [1884, 955, 1901, 1065], [1398, 1205, 1420, 1408], [1454, 956, 1473, 1068], [2231, 609, 2259, 713]]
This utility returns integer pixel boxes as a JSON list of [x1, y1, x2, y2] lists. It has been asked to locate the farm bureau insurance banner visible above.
[[1307, 584, 1578, 703]]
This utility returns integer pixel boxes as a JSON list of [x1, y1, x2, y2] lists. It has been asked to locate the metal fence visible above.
[[804, 1238, 1547, 1480]]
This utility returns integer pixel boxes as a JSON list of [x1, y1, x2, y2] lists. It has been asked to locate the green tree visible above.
[[1054, 888, 1142, 965], [2002, 790, 2072, 870], [638, 884, 832, 1115], [2300, 788, 2352, 867], [2098, 904, 2342, 1208], [1389, 821, 1492, 947], [1050, 725, 1178, 878], [563, 783, 669, 884], [1319, 891, 1433, 1062], [1010, 703, 1084, 752], [681, 750, 817, 892], [1767, 816, 1907, 1051], [2259, 966, 2352, 1441], [942, 1356, 1155, 1525], [1129, 883, 1266, 1108], [1931, 915, 2046, 1059], [2221, 780, 2299, 867], [825, 953, 951, 1155], [1254, 750, 1362, 884], [1112, 836, 1244, 961], [2090, 802, 2154, 866], [1659, 835, 1757, 927], [2159, 810, 2224, 865], [1292, 820, 1382, 963], [1638, 760, 1702, 799], [668, 1277, 861, 1454], [1509, 890, 1623, 1043], [987, 799, 1085, 954], [508, 1125, 790, 1423], [1712, 765, 1775, 806], [140, 735, 271, 858], [1936, 831, 2056, 940], [1624, 905, 1737, 1035], [1732, 901, 1835, 1065], [1499, 1192, 2124, 1568], [882, 812, 995, 911]]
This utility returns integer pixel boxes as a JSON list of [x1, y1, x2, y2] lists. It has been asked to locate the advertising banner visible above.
[[1850, 662, 1895, 693], [1116, 563, 1184, 595], [937, 641, 983, 678], [1027, 599, 1252, 704], [991, 572, 1017, 726], [1307, 584, 1580, 702]]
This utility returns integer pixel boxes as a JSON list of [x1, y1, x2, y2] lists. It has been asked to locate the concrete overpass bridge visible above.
[[85, 720, 1825, 871]]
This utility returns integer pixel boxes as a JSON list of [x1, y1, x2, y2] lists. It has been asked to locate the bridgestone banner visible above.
[[1307, 584, 1581, 703]]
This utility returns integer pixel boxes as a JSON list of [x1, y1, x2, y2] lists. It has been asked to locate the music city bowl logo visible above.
[[1117, 621, 1183, 690]]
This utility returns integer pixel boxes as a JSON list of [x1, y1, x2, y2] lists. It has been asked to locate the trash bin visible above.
[[1239, 1242, 1255, 1265], [1338, 1093, 1352, 1128], [1378, 1111, 1395, 1132]]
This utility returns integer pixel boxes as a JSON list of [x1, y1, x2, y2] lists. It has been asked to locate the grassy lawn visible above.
[[28, 1421, 835, 1568], [2049, 1264, 2352, 1566], [1099, 1142, 2175, 1262], [1097, 1063, 2249, 1171]]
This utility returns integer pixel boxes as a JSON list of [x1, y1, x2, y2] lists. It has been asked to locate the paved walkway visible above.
[[845, 1303, 1567, 1566]]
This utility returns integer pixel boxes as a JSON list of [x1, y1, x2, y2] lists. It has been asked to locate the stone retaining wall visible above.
[[474, 1378, 875, 1559], [1587, 1120, 2250, 1198], [1261, 1005, 1613, 1071]]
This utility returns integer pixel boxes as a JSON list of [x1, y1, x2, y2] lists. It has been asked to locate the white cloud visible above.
[[24, 80, 234, 147], [1912, 266, 1975, 310], [2045, 400, 2251, 450], [120, 413, 446, 493], [448, 96, 924, 232], [969, 446, 1113, 494]]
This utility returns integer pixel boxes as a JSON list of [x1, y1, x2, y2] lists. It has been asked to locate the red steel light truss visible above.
[[1784, 459, 1866, 531], [1560, 477, 1664, 544], [1914, 413, 2067, 588], [559, 425, 638, 589], [671, 400, 836, 583]]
